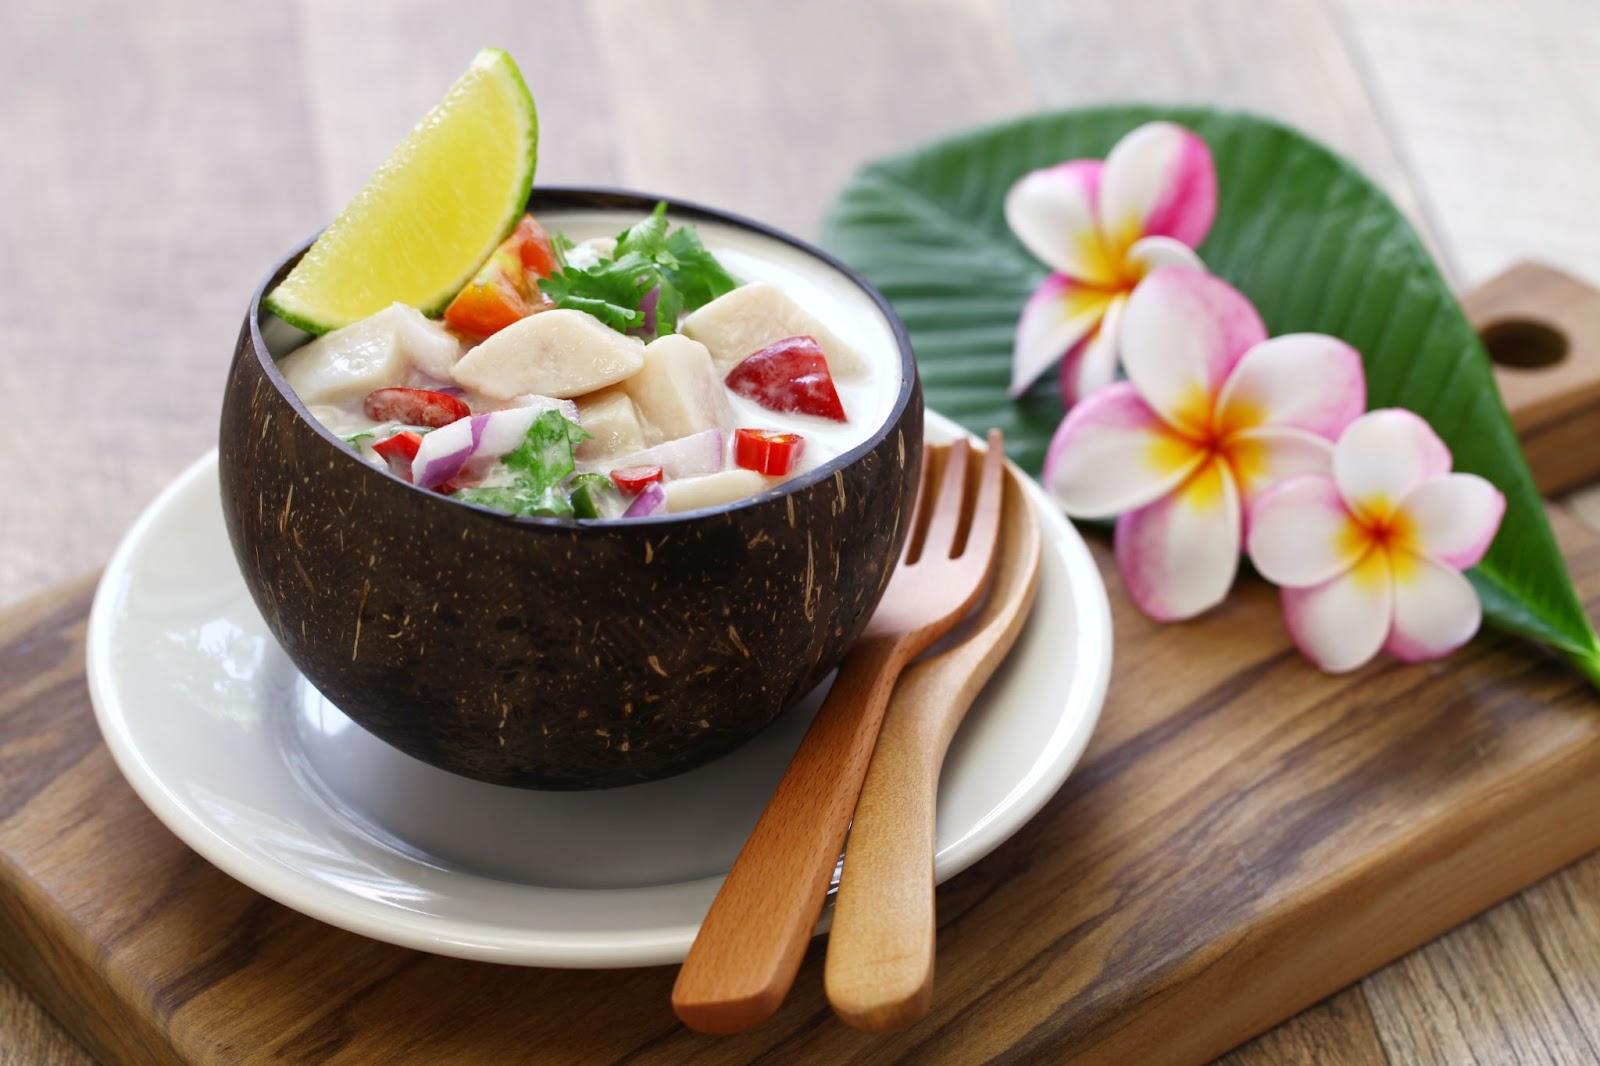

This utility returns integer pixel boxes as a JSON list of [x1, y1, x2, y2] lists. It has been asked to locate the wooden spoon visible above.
[[671, 432, 1007, 1034], [824, 461, 1043, 1031]]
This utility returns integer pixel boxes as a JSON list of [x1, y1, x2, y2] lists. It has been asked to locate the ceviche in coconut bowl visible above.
[[220, 49, 920, 788]]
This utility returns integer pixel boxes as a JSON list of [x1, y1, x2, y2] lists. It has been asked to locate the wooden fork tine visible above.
[[919, 438, 972, 559], [959, 430, 1007, 564]]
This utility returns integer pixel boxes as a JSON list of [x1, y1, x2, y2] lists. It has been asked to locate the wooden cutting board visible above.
[[3, 264, 1600, 1065]]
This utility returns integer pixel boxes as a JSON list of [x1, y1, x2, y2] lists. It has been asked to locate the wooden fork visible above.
[[824, 461, 1043, 1031], [672, 431, 1006, 1034]]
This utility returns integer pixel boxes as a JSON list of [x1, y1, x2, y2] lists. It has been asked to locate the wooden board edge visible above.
[[0, 852, 181, 1066], [0, 571, 184, 1065], [1061, 706, 1600, 1065]]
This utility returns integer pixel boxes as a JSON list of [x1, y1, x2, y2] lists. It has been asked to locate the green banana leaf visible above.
[[822, 105, 1600, 686]]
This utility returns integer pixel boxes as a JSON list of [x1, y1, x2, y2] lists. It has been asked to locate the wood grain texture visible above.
[[7, 0, 1600, 1062], [1334, 0, 1600, 288], [0, 1, 321, 609], [584, 0, 1037, 239], [2, 492, 1599, 1064]]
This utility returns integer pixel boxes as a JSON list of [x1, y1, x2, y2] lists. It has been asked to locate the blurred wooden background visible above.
[[4, 1, 1600, 1062]]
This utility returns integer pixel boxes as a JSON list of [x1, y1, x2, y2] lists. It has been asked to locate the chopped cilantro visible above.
[[456, 410, 590, 519], [542, 203, 738, 340], [504, 408, 590, 488]]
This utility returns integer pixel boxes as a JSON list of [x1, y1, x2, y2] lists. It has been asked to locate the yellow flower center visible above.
[[1341, 502, 1420, 587]]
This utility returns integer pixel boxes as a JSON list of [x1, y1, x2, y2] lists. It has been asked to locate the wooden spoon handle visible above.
[[823, 668, 948, 1031], [672, 636, 907, 1034]]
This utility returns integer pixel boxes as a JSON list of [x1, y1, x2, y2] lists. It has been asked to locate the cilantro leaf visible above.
[[456, 411, 590, 519], [663, 226, 739, 310], [504, 409, 591, 491], [540, 203, 739, 334], [650, 278, 685, 341], [614, 201, 670, 259], [539, 249, 658, 331]]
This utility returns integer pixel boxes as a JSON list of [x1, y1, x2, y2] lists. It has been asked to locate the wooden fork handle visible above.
[[672, 635, 910, 1034], [822, 666, 951, 1031]]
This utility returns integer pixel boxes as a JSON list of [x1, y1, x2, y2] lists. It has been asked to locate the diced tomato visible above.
[[372, 431, 423, 480], [609, 465, 665, 494], [514, 215, 559, 278], [734, 428, 805, 476], [724, 335, 847, 422], [444, 246, 531, 338], [443, 213, 561, 338], [362, 387, 471, 428]]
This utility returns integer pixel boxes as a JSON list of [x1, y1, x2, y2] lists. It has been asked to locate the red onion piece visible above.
[[640, 285, 660, 336], [471, 407, 541, 458], [411, 417, 482, 489], [622, 482, 666, 518]]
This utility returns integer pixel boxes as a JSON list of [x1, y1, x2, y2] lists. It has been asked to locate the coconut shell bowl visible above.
[[218, 188, 923, 790]]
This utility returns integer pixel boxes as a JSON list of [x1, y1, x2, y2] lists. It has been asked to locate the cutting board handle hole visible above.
[[1480, 318, 1569, 369]]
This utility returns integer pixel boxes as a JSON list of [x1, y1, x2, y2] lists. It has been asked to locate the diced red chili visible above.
[[370, 429, 470, 492], [724, 335, 847, 422], [362, 387, 471, 428], [610, 465, 665, 494], [371, 431, 423, 480], [734, 428, 805, 477]]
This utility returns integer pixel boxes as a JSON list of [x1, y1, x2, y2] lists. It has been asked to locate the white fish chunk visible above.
[[451, 309, 645, 399], [682, 282, 867, 379], [624, 335, 734, 445]]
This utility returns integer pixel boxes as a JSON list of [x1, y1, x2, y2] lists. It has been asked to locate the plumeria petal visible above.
[[1099, 122, 1218, 252], [1004, 161, 1120, 286], [1281, 550, 1393, 672], [1333, 408, 1451, 523], [1125, 235, 1204, 277], [1058, 292, 1126, 406], [1011, 274, 1117, 397], [1044, 382, 1205, 518], [1247, 474, 1366, 588], [1114, 456, 1241, 621], [1399, 473, 1505, 569], [1214, 334, 1367, 438], [1120, 267, 1267, 437], [1385, 550, 1482, 662], [1224, 426, 1335, 517]]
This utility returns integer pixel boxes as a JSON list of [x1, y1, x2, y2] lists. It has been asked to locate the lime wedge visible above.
[[265, 48, 538, 333]]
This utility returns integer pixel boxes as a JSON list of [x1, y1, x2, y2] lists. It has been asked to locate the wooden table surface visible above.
[[4, 2, 1599, 1062]]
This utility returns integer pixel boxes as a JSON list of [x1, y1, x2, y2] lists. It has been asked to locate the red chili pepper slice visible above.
[[610, 465, 665, 494], [369, 430, 470, 492], [734, 428, 806, 477], [371, 431, 422, 480], [724, 335, 847, 422], [362, 387, 471, 428]]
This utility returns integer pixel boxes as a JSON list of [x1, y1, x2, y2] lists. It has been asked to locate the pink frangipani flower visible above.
[[1246, 409, 1505, 672], [1043, 267, 1366, 622], [1005, 121, 1217, 404]]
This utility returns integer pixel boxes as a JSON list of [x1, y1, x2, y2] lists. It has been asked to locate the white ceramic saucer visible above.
[[86, 411, 1111, 968]]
